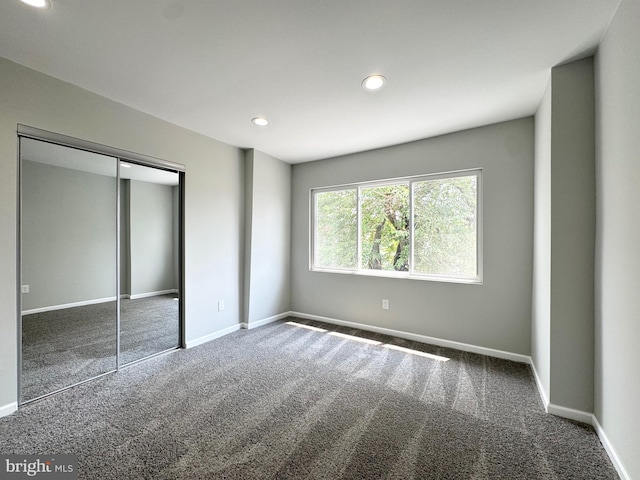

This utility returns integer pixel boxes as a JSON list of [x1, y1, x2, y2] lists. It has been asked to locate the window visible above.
[[314, 188, 357, 269], [360, 183, 410, 272], [311, 169, 481, 283]]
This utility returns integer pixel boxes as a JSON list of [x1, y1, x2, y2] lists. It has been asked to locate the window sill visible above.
[[310, 267, 483, 285]]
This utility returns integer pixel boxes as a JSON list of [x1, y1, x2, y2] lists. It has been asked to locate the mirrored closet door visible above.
[[19, 133, 183, 404], [119, 163, 180, 365]]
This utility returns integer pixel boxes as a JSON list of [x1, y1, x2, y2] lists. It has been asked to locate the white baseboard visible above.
[[180, 311, 290, 348], [129, 289, 178, 300], [545, 403, 630, 479], [185, 323, 242, 349], [22, 296, 117, 315], [0, 402, 18, 418], [528, 359, 550, 410], [289, 311, 530, 364], [528, 358, 630, 480], [592, 416, 632, 480], [22, 290, 179, 315], [241, 312, 291, 330], [546, 403, 594, 425]]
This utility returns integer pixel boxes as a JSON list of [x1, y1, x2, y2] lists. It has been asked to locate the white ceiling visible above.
[[0, 0, 620, 163]]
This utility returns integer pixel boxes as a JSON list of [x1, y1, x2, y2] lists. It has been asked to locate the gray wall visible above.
[[549, 58, 595, 413], [243, 149, 291, 325], [21, 160, 117, 311], [0, 56, 244, 410], [291, 118, 534, 355], [21, 162, 178, 309], [595, 0, 640, 476], [533, 57, 596, 415], [129, 179, 177, 297]]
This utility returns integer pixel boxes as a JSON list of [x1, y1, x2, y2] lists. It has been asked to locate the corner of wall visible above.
[[533, 57, 596, 414], [531, 74, 552, 406], [242, 149, 255, 324]]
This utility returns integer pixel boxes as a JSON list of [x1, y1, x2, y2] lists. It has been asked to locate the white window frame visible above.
[[310, 168, 483, 284]]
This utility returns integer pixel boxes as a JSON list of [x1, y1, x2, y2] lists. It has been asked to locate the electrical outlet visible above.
[[21, 285, 30, 294], [218, 300, 225, 312], [382, 299, 389, 310]]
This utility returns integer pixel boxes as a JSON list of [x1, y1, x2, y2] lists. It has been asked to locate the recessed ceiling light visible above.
[[251, 117, 270, 127], [362, 75, 386, 91], [19, 0, 51, 9], [120, 163, 132, 168]]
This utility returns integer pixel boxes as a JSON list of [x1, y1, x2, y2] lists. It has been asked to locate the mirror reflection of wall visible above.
[[20, 139, 118, 401], [20, 136, 182, 403]]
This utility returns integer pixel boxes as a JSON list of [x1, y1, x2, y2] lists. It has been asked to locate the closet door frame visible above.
[[17, 125, 185, 404]]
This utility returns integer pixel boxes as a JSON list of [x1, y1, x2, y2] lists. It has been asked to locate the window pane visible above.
[[360, 184, 410, 271], [413, 175, 477, 277], [315, 189, 357, 269]]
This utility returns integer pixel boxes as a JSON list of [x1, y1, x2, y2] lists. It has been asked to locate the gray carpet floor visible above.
[[21, 294, 179, 401], [3, 318, 618, 479]]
